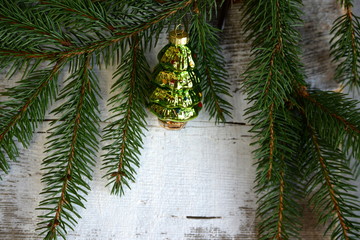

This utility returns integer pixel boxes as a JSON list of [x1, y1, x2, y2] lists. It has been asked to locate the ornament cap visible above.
[[159, 120, 187, 130], [169, 29, 189, 45]]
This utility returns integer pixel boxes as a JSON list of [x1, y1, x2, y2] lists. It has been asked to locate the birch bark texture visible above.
[[0, 1, 359, 239]]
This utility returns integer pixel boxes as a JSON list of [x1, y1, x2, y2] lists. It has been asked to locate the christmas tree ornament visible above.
[[149, 27, 202, 130]]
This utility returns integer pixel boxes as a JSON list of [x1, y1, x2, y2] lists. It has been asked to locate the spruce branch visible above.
[[0, 2, 70, 74], [37, 55, 100, 239], [189, 8, 232, 123], [331, 0, 360, 89], [242, 0, 305, 184], [37, 0, 120, 33], [0, 1, 74, 65], [0, 4, 72, 47], [0, 0, 194, 61], [243, 0, 308, 238], [304, 124, 360, 239], [102, 35, 150, 196], [0, 59, 64, 175], [254, 106, 303, 240], [243, 0, 306, 108], [256, 165, 303, 240], [299, 89, 360, 177]]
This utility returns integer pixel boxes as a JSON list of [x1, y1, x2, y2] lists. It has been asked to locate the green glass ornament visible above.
[[149, 29, 202, 130]]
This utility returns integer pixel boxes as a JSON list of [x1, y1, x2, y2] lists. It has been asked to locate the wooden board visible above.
[[0, 1, 359, 239]]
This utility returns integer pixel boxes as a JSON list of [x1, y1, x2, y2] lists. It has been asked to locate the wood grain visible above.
[[0, 1, 359, 239]]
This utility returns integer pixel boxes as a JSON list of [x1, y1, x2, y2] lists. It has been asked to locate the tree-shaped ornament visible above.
[[149, 28, 203, 130]]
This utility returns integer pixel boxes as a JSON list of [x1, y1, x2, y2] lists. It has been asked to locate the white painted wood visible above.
[[0, 1, 359, 239]]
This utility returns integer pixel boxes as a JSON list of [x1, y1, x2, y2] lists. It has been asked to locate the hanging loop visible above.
[[169, 24, 189, 45]]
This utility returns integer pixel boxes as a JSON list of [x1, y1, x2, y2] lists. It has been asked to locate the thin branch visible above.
[[275, 169, 285, 240], [264, 0, 282, 180], [48, 55, 91, 233], [268, 103, 275, 179], [40, 1, 116, 32], [331, 1, 360, 88], [0, 58, 64, 142], [113, 35, 139, 184], [345, 6, 359, 85], [0, 49, 54, 59], [190, 12, 232, 123], [0, 15, 72, 46], [298, 87, 360, 135], [0, 0, 193, 60], [308, 126, 349, 240]]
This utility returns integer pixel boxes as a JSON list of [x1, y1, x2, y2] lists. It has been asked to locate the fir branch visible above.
[[0, 0, 194, 61], [38, 0, 119, 33], [300, 89, 360, 134], [304, 124, 360, 239], [37, 55, 100, 239], [256, 165, 302, 240], [0, 2, 70, 72], [330, 0, 360, 89], [0, 1, 73, 53], [0, 12, 72, 47], [299, 89, 360, 177], [243, 0, 306, 109], [254, 107, 303, 240], [189, 9, 232, 123], [242, 0, 305, 191], [243, 0, 308, 238], [102, 34, 150, 196], [0, 59, 64, 175]]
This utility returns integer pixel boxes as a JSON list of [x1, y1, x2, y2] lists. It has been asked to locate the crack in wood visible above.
[[186, 216, 222, 219]]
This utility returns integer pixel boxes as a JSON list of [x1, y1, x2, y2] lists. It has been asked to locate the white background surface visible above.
[[0, 1, 359, 239]]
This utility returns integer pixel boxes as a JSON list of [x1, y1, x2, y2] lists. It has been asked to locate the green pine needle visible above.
[[303, 125, 360, 239], [102, 35, 150, 196], [254, 106, 304, 240], [330, 1, 360, 89], [189, 12, 232, 123], [243, 0, 360, 238], [37, 55, 101, 239], [301, 90, 360, 178], [0, 60, 64, 175], [243, 0, 307, 238]]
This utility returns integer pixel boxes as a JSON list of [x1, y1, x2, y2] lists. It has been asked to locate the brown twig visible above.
[[266, 0, 282, 179], [267, 103, 275, 179], [0, 49, 54, 59], [275, 169, 285, 240]]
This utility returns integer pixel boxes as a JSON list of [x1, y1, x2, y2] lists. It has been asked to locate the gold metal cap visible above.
[[159, 120, 187, 130], [169, 30, 189, 45]]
